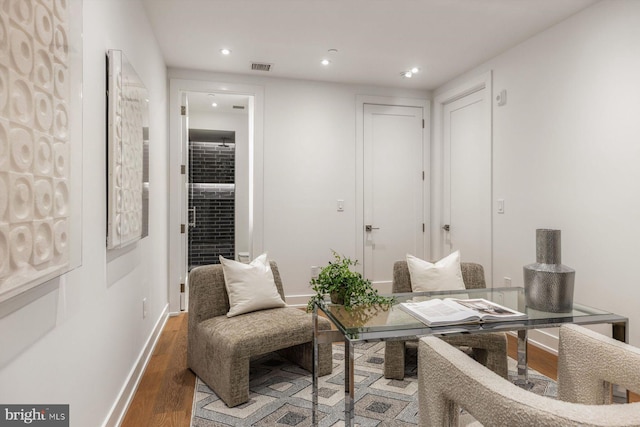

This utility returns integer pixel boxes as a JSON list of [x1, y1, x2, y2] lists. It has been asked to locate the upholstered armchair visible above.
[[187, 261, 333, 407], [418, 323, 640, 426], [384, 261, 508, 379]]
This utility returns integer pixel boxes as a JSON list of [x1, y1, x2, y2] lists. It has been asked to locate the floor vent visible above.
[[251, 62, 272, 72]]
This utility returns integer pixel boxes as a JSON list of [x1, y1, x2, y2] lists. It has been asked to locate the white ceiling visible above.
[[142, 0, 598, 91]]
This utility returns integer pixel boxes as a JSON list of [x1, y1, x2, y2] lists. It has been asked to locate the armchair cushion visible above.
[[219, 253, 286, 317], [406, 251, 466, 292]]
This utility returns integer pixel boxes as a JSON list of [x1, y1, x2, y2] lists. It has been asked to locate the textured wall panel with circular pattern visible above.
[[0, 65, 8, 117], [9, 27, 34, 76], [34, 49, 53, 91], [9, 172, 33, 223], [34, 178, 53, 218], [32, 219, 53, 265], [0, 173, 8, 222], [10, 126, 33, 171], [0, 15, 9, 65], [0, 118, 8, 170], [34, 4, 53, 46], [53, 178, 69, 217], [0, 225, 9, 279], [33, 131, 53, 176], [1, 0, 76, 302], [106, 49, 147, 248], [10, 76, 34, 127], [9, 224, 33, 268]]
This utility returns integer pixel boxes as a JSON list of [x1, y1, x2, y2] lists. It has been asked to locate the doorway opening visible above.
[[185, 92, 250, 270], [169, 77, 264, 313]]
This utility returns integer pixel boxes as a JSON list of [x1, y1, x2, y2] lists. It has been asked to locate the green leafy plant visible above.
[[306, 251, 395, 312]]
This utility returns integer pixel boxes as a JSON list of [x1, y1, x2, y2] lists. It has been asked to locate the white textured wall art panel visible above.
[[0, 0, 81, 302], [106, 49, 148, 249]]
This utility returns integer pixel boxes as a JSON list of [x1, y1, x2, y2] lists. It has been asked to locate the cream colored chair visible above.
[[418, 324, 640, 426], [384, 261, 508, 379]]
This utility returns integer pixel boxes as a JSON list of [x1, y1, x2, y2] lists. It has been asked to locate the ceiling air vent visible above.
[[251, 62, 272, 72], [232, 105, 245, 110]]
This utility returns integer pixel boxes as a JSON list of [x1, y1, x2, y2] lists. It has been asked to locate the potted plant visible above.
[[306, 251, 395, 312]]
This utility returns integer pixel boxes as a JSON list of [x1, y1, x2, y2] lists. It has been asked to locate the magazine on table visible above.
[[399, 298, 526, 327]]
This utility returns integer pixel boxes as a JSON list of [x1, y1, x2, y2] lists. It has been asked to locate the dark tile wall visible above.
[[190, 141, 235, 183], [188, 140, 235, 268]]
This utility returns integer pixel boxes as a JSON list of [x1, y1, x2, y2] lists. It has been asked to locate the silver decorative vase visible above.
[[524, 229, 575, 313]]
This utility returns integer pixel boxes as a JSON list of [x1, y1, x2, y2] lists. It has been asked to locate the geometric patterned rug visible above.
[[190, 342, 556, 426]]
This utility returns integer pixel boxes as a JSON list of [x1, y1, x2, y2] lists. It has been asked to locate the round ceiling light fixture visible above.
[[400, 71, 413, 78], [321, 59, 331, 66], [220, 48, 231, 55]]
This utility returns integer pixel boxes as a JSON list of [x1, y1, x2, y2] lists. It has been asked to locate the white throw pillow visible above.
[[219, 253, 286, 317], [406, 251, 466, 292]]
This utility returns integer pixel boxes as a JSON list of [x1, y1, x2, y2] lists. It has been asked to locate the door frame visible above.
[[355, 95, 430, 278], [168, 78, 264, 313], [431, 71, 492, 263]]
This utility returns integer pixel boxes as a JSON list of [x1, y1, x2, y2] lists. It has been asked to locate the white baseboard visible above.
[[102, 304, 169, 427]]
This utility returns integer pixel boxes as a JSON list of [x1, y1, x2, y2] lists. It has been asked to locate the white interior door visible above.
[[363, 104, 424, 289], [443, 88, 492, 278]]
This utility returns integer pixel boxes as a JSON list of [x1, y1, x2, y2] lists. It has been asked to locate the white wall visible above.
[[189, 111, 250, 257], [435, 0, 640, 347], [0, 1, 169, 426], [169, 69, 428, 304]]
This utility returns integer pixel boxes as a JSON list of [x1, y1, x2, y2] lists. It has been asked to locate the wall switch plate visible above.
[[337, 199, 344, 212], [504, 277, 512, 287], [497, 199, 505, 214], [311, 266, 319, 280]]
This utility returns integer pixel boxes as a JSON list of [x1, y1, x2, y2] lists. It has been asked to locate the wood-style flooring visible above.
[[121, 313, 638, 427], [121, 313, 195, 427]]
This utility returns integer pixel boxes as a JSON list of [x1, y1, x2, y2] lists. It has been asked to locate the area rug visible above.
[[190, 342, 556, 426]]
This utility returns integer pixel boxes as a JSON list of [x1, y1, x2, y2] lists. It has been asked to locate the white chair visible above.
[[418, 324, 640, 426]]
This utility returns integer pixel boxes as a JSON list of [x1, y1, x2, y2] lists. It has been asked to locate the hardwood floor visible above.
[[121, 313, 195, 427], [121, 313, 637, 427], [506, 334, 557, 380]]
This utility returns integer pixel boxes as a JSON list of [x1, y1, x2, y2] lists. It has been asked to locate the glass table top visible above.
[[316, 287, 627, 341]]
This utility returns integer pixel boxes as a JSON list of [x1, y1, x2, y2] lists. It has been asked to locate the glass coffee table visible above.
[[311, 286, 628, 426]]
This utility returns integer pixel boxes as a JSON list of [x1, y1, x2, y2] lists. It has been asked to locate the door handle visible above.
[[365, 225, 380, 232], [442, 224, 450, 232]]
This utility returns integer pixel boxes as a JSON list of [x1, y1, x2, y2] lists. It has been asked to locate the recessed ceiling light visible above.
[[411, 67, 420, 74], [328, 48, 338, 54], [220, 48, 231, 55], [401, 71, 413, 78], [321, 59, 331, 66], [211, 102, 218, 107]]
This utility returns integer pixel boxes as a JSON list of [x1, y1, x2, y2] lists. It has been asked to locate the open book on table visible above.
[[399, 298, 526, 327]]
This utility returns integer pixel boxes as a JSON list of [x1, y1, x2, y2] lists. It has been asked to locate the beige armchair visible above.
[[418, 324, 640, 426], [384, 261, 508, 379], [187, 261, 333, 407]]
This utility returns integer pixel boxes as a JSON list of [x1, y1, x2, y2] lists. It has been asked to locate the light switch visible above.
[[337, 199, 344, 212], [497, 199, 505, 214]]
